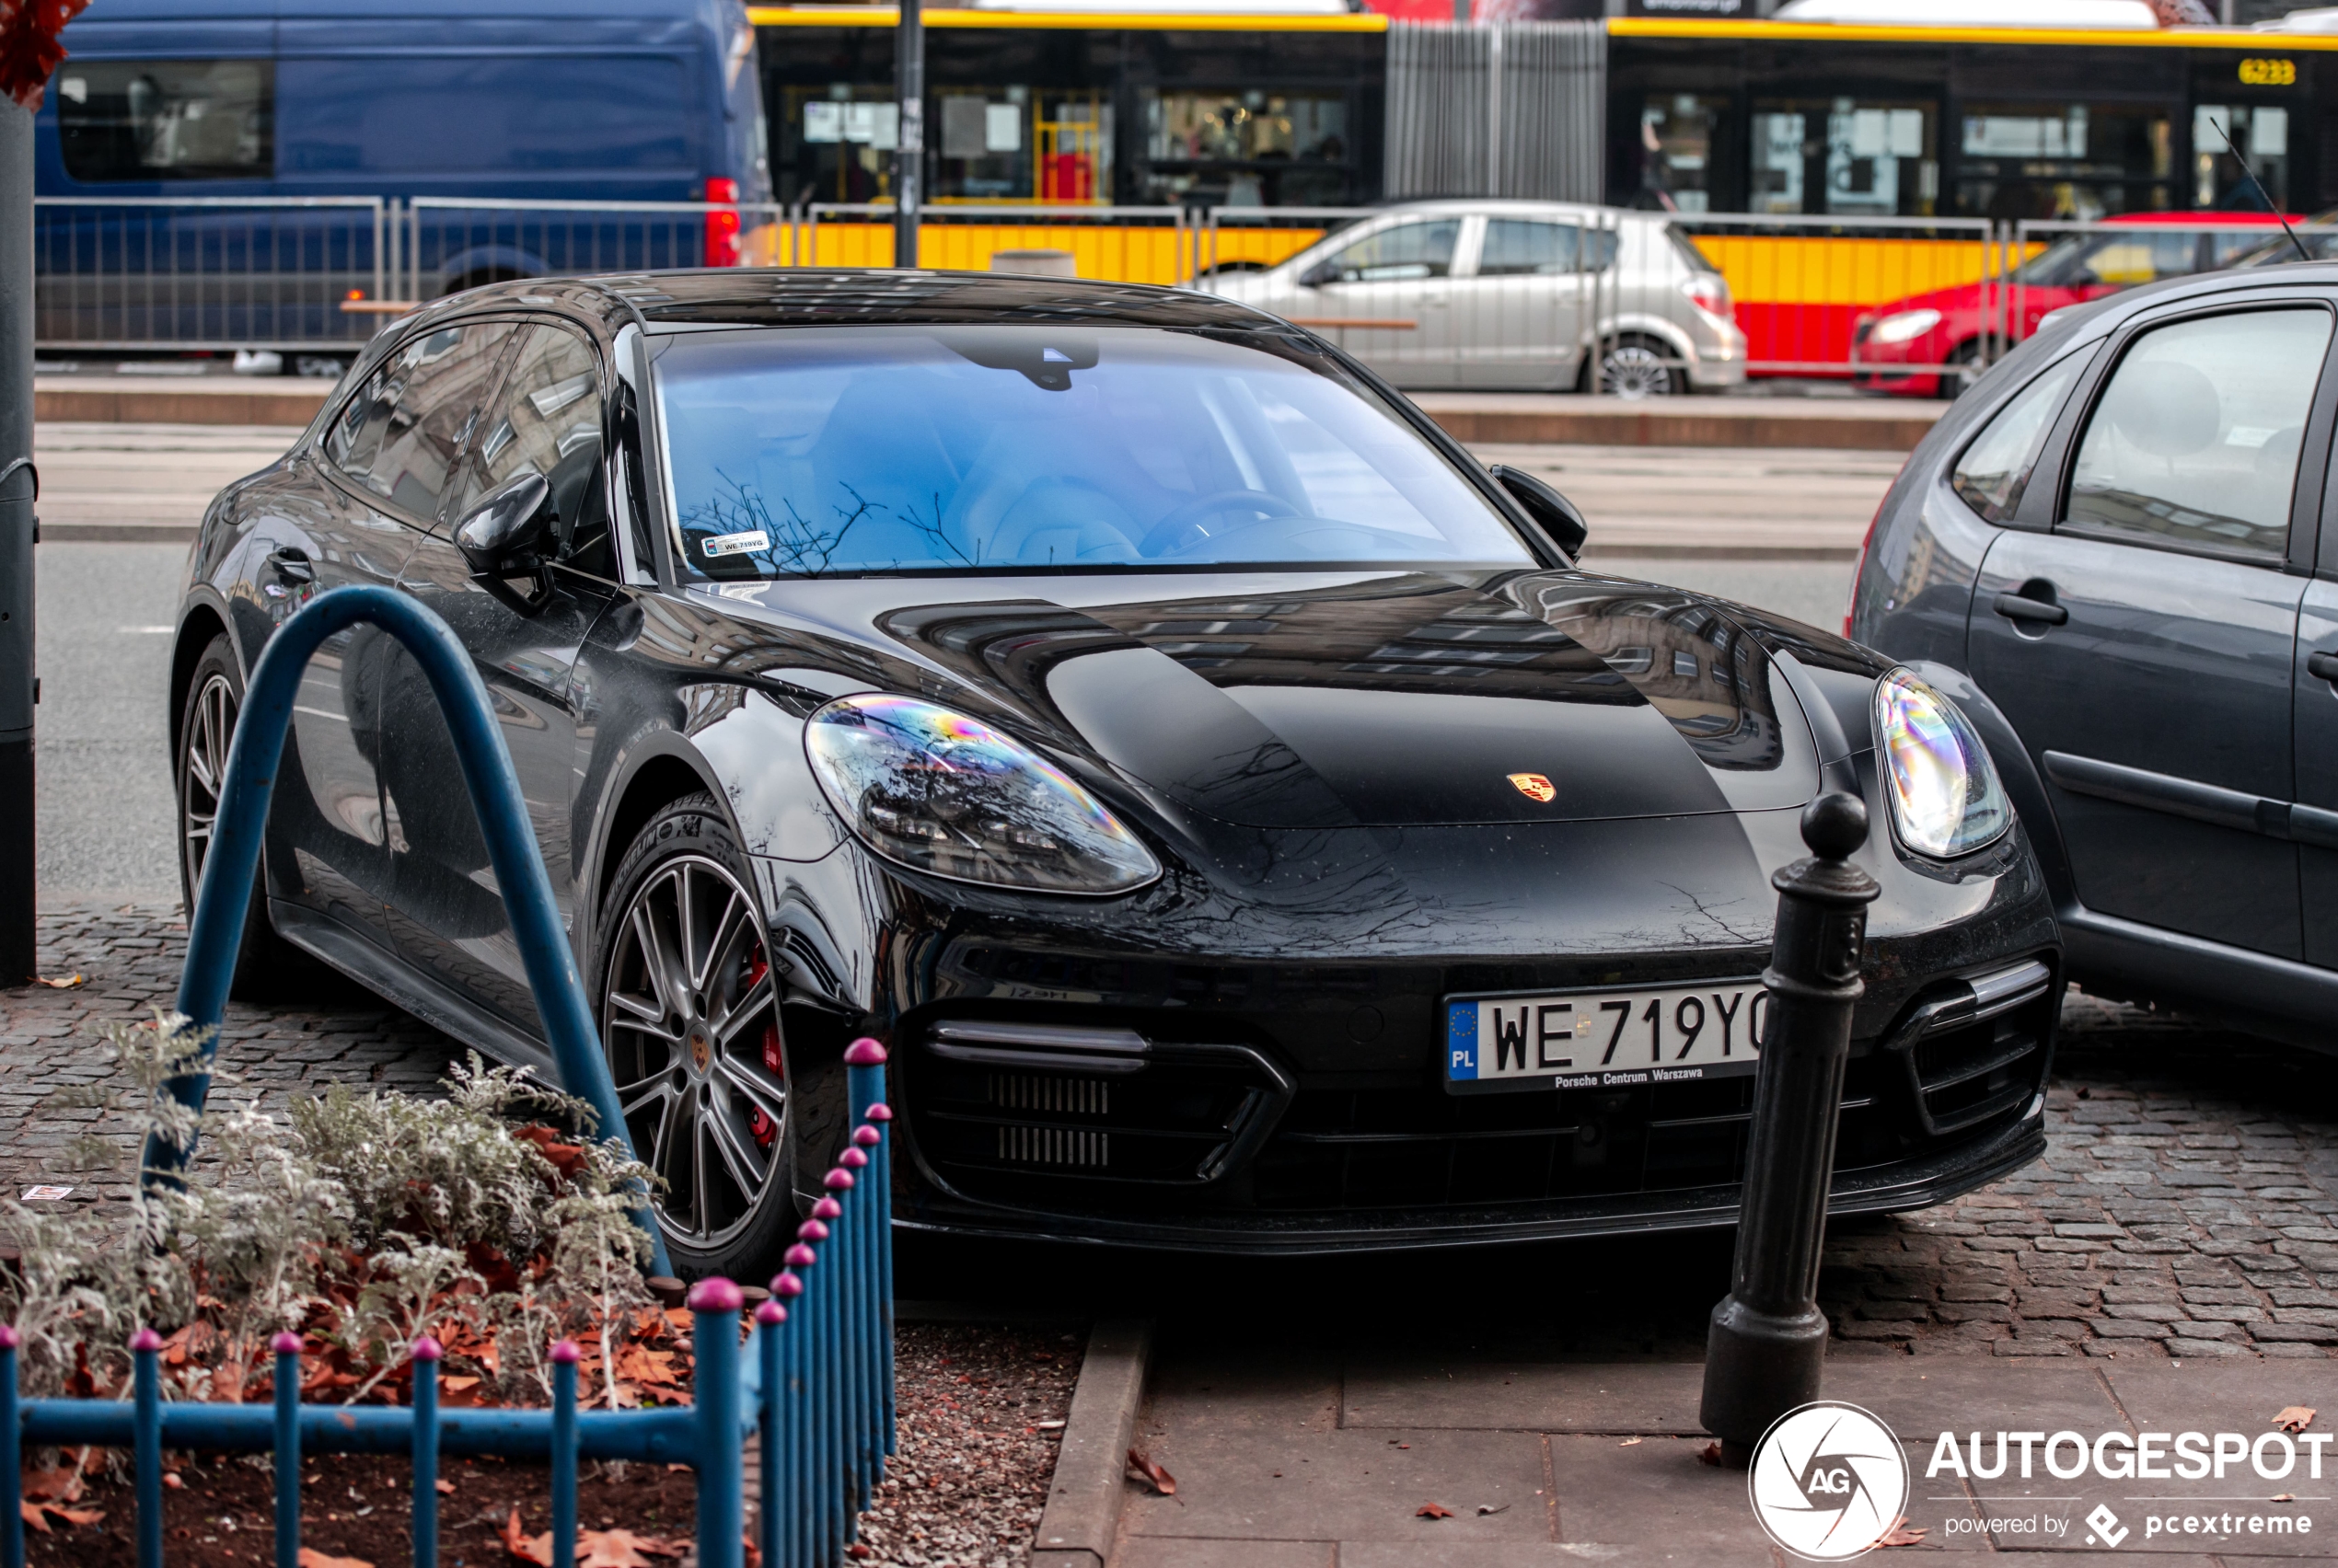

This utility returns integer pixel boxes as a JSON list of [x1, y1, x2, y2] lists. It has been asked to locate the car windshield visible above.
[[2231, 210, 2338, 267], [652, 324, 1534, 578]]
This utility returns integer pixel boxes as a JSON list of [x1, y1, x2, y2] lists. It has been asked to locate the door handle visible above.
[[265, 546, 315, 585], [1992, 592, 2066, 627], [2309, 651, 2338, 685]]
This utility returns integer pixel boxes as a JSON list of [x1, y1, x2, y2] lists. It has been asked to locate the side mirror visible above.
[[1488, 464, 1589, 559], [453, 471, 555, 614]]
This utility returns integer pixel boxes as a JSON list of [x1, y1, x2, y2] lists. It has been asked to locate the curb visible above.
[[36, 378, 332, 426], [1030, 1318, 1152, 1568]]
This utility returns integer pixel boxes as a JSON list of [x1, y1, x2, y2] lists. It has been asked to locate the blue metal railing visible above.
[[3, 587, 895, 1568]]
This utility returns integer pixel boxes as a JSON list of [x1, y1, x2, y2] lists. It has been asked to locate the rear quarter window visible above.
[[1950, 350, 2088, 524]]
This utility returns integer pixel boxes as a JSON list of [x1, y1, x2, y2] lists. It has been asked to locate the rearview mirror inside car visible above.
[[1488, 464, 1590, 558]]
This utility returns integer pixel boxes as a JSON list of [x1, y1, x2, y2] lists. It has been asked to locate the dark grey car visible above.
[[1849, 262, 2338, 1048]]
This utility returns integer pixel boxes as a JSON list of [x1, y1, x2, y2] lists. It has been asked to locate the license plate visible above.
[[1444, 980, 1769, 1094]]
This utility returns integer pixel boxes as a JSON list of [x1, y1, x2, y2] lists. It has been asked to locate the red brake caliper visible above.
[[744, 950, 783, 1148]]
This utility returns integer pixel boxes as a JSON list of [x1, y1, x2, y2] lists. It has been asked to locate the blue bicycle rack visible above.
[[2, 585, 899, 1568]]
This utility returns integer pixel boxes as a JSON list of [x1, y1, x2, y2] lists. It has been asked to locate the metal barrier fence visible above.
[[800, 202, 1196, 283], [33, 197, 388, 352], [2, 585, 896, 1568], [31, 196, 2329, 392]]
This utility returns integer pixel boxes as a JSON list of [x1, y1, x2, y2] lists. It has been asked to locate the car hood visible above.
[[809, 570, 1849, 831]]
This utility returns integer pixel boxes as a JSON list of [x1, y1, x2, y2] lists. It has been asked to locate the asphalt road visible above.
[[25, 422, 1872, 905]]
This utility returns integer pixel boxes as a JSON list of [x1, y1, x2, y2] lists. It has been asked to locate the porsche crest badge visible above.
[[1508, 772, 1557, 803]]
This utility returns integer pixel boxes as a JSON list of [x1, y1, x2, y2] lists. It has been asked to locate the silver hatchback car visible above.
[[1203, 199, 1747, 398]]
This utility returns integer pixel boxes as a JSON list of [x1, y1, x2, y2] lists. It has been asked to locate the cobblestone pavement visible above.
[[8, 907, 2338, 1366]]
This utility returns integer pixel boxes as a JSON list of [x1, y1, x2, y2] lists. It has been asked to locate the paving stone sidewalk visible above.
[[6, 906, 2338, 1371]]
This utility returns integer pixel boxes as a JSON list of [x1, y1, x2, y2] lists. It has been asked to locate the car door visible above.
[[1967, 296, 2336, 959], [2289, 434, 2338, 968], [281, 318, 519, 950], [1451, 213, 1589, 391], [1274, 213, 1464, 388], [379, 319, 619, 1032]]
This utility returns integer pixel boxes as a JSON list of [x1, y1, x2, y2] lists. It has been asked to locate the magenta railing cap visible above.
[[865, 1102, 894, 1123], [840, 1147, 869, 1170], [852, 1124, 881, 1147], [811, 1196, 842, 1220], [131, 1328, 163, 1353], [271, 1331, 303, 1356], [755, 1299, 787, 1325], [843, 1038, 888, 1066], [798, 1218, 829, 1241], [824, 1167, 856, 1190], [783, 1243, 818, 1267], [550, 1340, 581, 1365], [688, 1277, 746, 1313], [411, 1335, 444, 1362], [0, 1324, 22, 1351], [771, 1271, 804, 1297]]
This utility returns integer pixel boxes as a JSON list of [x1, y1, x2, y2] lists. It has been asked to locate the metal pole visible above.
[[1699, 791, 1879, 1462], [689, 1280, 745, 1568], [0, 96, 36, 986], [893, 0, 923, 269]]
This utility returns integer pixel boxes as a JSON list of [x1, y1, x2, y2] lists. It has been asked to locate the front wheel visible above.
[[594, 793, 795, 1279], [1596, 333, 1686, 398]]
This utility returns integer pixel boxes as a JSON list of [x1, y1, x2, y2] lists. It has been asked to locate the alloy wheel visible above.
[[180, 672, 237, 898], [1600, 341, 1675, 399], [599, 855, 787, 1250]]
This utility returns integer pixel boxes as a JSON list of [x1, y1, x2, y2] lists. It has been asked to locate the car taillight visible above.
[[1845, 499, 1882, 640], [1682, 273, 1731, 319], [703, 177, 742, 268]]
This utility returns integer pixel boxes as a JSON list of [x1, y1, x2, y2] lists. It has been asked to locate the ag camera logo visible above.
[[1749, 1401, 1910, 1560]]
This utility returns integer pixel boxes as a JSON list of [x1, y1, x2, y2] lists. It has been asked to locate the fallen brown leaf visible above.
[[1876, 1516, 1927, 1548], [435, 1479, 456, 1494], [2274, 1493, 2297, 1503], [20, 1502, 104, 1533], [576, 1529, 685, 1568], [1125, 1448, 1176, 1496], [33, 974, 82, 988], [299, 1549, 376, 1568], [1697, 1441, 1723, 1467], [1416, 1502, 1454, 1519], [20, 1467, 85, 1504], [1618, 1437, 1643, 1447], [2274, 1406, 2317, 1434], [501, 1505, 556, 1566]]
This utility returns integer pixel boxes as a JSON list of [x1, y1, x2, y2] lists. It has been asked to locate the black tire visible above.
[[175, 635, 326, 1002], [593, 793, 795, 1280], [1595, 332, 1687, 398]]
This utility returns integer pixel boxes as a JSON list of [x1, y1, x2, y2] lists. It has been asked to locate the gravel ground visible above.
[[849, 1321, 1082, 1568]]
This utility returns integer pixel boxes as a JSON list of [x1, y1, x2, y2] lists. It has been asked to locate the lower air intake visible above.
[[998, 1124, 1109, 1167]]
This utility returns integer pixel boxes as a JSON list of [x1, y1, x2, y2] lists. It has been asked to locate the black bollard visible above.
[[1700, 790, 1879, 1462]]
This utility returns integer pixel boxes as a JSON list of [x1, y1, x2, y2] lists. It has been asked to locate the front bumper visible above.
[[882, 938, 2061, 1254]]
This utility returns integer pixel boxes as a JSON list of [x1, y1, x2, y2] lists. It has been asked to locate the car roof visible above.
[[440, 268, 1293, 333]]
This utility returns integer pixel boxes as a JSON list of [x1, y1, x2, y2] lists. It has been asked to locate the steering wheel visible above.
[[1139, 489, 1299, 558]]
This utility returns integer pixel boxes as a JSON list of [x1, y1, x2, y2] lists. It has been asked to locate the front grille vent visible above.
[[990, 1073, 1109, 1115], [1884, 958, 2056, 1136], [998, 1124, 1109, 1167]]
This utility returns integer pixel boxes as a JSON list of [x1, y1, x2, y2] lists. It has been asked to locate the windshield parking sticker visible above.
[[701, 529, 770, 559]]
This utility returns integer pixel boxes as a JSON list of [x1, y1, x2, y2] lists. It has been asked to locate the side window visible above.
[[1476, 218, 1580, 277], [1950, 350, 2088, 524], [2074, 234, 2199, 288], [457, 324, 612, 576], [1317, 219, 1459, 283], [323, 322, 516, 522], [54, 60, 272, 183], [2065, 307, 2331, 561]]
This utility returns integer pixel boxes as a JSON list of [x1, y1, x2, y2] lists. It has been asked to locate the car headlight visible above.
[[1873, 671, 2010, 858], [1868, 308, 1942, 346], [804, 694, 1161, 894]]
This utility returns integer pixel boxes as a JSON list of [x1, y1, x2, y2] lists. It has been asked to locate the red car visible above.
[[1851, 212, 2291, 397]]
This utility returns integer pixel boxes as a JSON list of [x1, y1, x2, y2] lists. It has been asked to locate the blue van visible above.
[[39, 0, 770, 350]]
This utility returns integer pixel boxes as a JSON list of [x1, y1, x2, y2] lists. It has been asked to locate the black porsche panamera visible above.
[[172, 268, 2059, 1275]]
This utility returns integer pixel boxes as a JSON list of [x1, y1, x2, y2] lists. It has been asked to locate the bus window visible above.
[[2193, 105, 2287, 211], [1141, 89, 1348, 208], [1753, 100, 1934, 217], [1636, 95, 1723, 214], [55, 60, 272, 183], [785, 86, 900, 204], [1957, 102, 2171, 219]]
